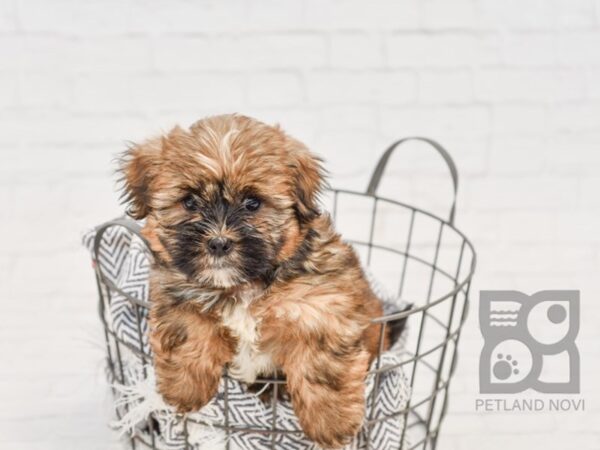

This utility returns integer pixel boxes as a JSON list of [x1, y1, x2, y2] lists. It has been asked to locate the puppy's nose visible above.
[[207, 237, 233, 257]]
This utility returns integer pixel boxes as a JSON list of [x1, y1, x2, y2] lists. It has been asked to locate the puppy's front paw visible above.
[[149, 309, 234, 414], [301, 403, 364, 449], [289, 379, 365, 449], [285, 350, 370, 448], [156, 364, 221, 413], [162, 391, 209, 414]]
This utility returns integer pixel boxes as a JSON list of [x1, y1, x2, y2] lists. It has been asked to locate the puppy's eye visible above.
[[243, 197, 261, 212], [182, 194, 198, 211]]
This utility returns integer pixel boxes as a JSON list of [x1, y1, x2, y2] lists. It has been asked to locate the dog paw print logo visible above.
[[479, 290, 580, 394]]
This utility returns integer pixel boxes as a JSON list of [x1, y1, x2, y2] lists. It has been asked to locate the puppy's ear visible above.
[[289, 139, 326, 224], [118, 138, 163, 220]]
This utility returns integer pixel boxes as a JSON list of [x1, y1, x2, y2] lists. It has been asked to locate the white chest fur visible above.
[[221, 291, 275, 384]]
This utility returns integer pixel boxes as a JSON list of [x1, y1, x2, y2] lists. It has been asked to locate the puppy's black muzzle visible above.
[[207, 237, 233, 257]]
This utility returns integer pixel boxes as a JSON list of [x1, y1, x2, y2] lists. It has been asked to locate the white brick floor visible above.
[[2, 1, 600, 449]]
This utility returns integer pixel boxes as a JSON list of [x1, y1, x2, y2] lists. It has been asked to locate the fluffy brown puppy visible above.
[[119, 114, 387, 448]]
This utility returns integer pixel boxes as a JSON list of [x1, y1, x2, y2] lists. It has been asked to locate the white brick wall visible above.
[[1, 1, 599, 449]]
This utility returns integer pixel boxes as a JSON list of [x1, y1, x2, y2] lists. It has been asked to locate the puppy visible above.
[[119, 114, 388, 448]]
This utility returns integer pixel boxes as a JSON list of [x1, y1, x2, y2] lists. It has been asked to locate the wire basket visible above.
[[91, 137, 476, 450]]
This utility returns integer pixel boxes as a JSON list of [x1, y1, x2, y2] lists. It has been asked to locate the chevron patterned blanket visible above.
[[83, 220, 412, 450]]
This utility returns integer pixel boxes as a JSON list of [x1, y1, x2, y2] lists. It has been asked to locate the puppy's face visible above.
[[119, 114, 323, 289]]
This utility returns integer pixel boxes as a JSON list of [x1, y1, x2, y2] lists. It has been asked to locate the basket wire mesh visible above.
[[92, 137, 476, 450]]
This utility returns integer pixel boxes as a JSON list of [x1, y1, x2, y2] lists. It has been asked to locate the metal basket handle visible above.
[[92, 216, 148, 262], [366, 137, 459, 225]]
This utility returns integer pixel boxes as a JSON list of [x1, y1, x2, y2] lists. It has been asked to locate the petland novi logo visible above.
[[475, 291, 584, 412]]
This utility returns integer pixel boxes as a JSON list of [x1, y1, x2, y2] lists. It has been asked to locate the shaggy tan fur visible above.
[[119, 114, 388, 448]]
